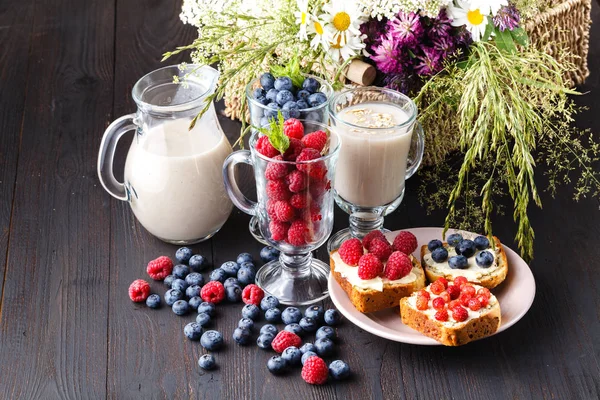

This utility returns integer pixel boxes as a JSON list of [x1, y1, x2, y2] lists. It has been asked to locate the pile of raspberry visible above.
[[414, 276, 492, 322], [337, 230, 418, 281], [256, 118, 331, 247]]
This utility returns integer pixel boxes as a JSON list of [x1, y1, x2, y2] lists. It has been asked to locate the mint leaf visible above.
[[256, 111, 289, 155], [270, 56, 305, 88], [494, 28, 517, 53]]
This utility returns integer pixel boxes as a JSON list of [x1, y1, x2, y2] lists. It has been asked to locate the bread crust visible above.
[[330, 253, 426, 314], [421, 236, 508, 289], [399, 297, 501, 346]]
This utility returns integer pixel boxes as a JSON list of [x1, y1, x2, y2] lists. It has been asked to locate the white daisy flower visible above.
[[448, 0, 489, 42], [469, 0, 508, 16], [320, 0, 367, 61], [294, 0, 310, 41], [307, 15, 331, 51]]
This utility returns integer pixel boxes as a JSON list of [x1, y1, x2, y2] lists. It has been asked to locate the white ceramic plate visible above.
[[328, 227, 536, 345]]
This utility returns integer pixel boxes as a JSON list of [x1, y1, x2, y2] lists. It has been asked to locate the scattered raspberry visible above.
[[383, 251, 412, 280], [477, 287, 491, 299], [265, 156, 288, 180], [301, 130, 328, 152], [392, 231, 418, 255], [290, 192, 309, 209], [267, 200, 279, 221], [362, 230, 387, 249], [128, 279, 150, 302], [476, 294, 489, 307], [274, 200, 295, 222], [439, 291, 451, 303], [256, 135, 279, 158], [459, 293, 472, 307], [430, 281, 445, 295], [285, 170, 307, 193], [269, 220, 289, 241], [283, 138, 304, 161], [448, 300, 461, 309], [288, 219, 309, 246], [434, 309, 449, 322], [453, 276, 468, 287], [451, 306, 469, 322], [271, 330, 302, 353], [301, 356, 328, 385], [437, 277, 449, 289], [446, 284, 461, 300], [201, 281, 225, 304], [467, 297, 482, 311], [266, 179, 291, 201], [416, 295, 429, 310], [432, 297, 446, 310], [368, 238, 393, 261], [418, 289, 431, 300], [146, 256, 173, 281], [338, 238, 363, 266], [357, 254, 384, 280], [242, 284, 265, 305], [283, 118, 304, 140], [296, 148, 327, 180], [461, 285, 476, 297]]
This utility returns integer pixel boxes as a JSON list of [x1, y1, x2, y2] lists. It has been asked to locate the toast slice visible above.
[[421, 235, 508, 289], [330, 250, 426, 313], [400, 281, 501, 346]]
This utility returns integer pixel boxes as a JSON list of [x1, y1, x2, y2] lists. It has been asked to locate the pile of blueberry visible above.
[[428, 233, 494, 269], [252, 73, 329, 126]]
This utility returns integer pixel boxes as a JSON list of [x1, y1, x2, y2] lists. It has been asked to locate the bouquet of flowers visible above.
[[167, 0, 599, 260]]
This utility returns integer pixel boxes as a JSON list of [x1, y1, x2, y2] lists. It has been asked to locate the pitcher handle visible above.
[[406, 122, 425, 180], [97, 114, 137, 201], [222, 150, 258, 216]]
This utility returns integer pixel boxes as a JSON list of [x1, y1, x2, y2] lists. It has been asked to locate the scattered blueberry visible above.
[[257, 333, 276, 349], [260, 324, 278, 336], [184, 322, 203, 340], [281, 307, 302, 325], [296, 100, 308, 109], [307, 92, 327, 107], [175, 247, 193, 264], [163, 275, 175, 288], [266, 88, 279, 103], [146, 294, 161, 309], [198, 354, 216, 370], [172, 300, 190, 316], [164, 289, 183, 306], [200, 330, 224, 351], [236, 253, 253, 265], [253, 87, 266, 99], [431, 247, 449, 263], [282, 101, 300, 119], [225, 284, 242, 303], [301, 351, 318, 365], [329, 360, 351, 380], [260, 246, 280, 263], [224, 277, 240, 289], [185, 272, 204, 287], [256, 96, 269, 106], [260, 295, 280, 311], [265, 102, 280, 119], [238, 317, 254, 331], [447, 233, 463, 247], [300, 343, 317, 354], [304, 305, 324, 322], [456, 239, 477, 258], [171, 278, 188, 292], [274, 77, 293, 91], [233, 327, 252, 345], [241, 304, 260, 321], [220, 261, 240, 277], [316, 326, 336, 341], [297, 89, 310, 101], [302, 77, 320, 93], [428, 239, 443, 251], [324, 309, 342, 326], [265, 308, 282, 323], [196, 312, 211, 327], [188, 296, 202, 310], [276, 90, 294, 106], [284, 323, 304, 336], [448, 255, 469, 269], [267, 355, 287, 374], [189, 254, 208, 272], [299, 317, 318, 332], [186, 284, 201, 299], [474, 235, 491, 250], [314, 337, 334, 357], [210, 268, 228, 283], [197, 302, 215, 316], [237, 266, 256, 286], [476, 250, 494, 268], [239, 261, 255, 270], [260, 73, 275, 90], [173, 264, 190, 279], [281, 346, 302, 366]]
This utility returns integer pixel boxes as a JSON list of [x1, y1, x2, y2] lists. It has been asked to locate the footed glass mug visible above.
[[98, 65, 233, 244], [223, 121, 341, 305], [327, 87, 424, 251]]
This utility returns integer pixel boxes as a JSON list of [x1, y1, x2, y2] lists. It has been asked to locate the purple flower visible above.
[[493, 4, 520, 32], [432, 36, 455, 59], [428, 9, 453, 38], [371, 33, 401, 74], [389, 11, 424, 46], [360, 19, 388, 53], [414, 47, 443, 76], [383, 74, 418, 95]]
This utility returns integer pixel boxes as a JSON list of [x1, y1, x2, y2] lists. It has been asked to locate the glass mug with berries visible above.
[[223, 115, 341, 305]]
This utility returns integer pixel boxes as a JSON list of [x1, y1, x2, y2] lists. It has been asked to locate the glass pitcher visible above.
[[97, 65, 233, 244]]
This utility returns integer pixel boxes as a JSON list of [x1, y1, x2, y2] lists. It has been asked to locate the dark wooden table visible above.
[[1, 0, 599, 399]]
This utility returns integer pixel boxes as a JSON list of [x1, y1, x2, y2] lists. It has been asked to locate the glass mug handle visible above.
[[222, 151, 258, 216], [97, 114, 137, 201], [406, 122, 425, 180]]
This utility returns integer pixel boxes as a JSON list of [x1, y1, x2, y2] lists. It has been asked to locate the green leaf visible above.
[[481, 17, 494, 42], [270, 56, 305, 88], [494, 28, 517, 53], [510, 27, 529, 47], [256, 111, 289, 155]]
